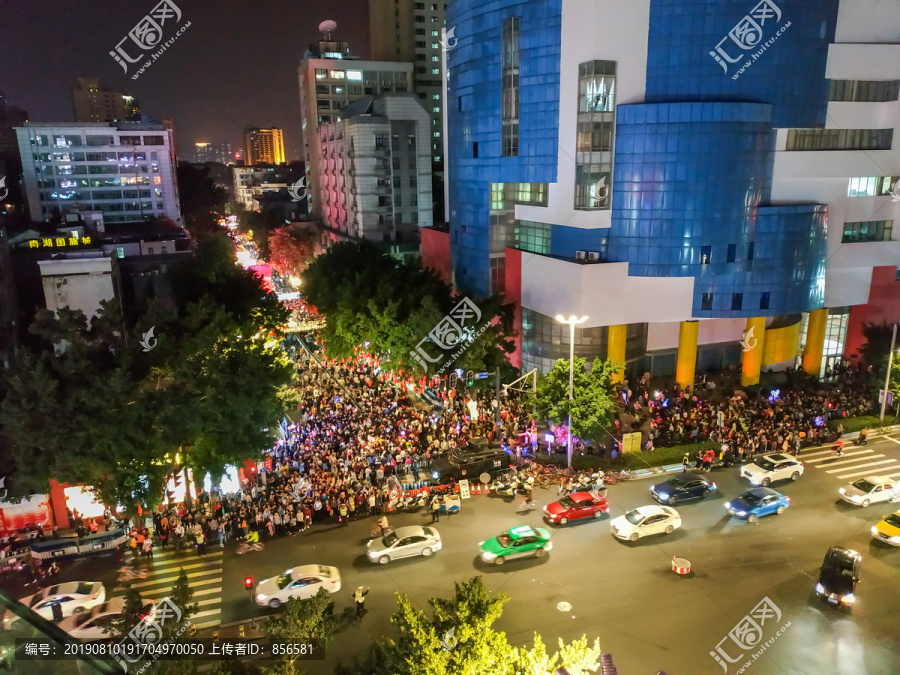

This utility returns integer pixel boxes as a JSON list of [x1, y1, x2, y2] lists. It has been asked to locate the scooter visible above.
[[855, 436, 868, 446], [236, 541, 264, 554], [117, 566, 149, 582], [410, 491, 429, 510]]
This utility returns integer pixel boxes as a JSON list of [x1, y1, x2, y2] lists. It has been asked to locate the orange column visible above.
[[741, 317, 767, 387], [607, 324, 627, 383], [676, 321, 699, 391]]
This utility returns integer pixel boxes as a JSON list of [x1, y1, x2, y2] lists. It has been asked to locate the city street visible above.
[[30, 434, 894, 675]]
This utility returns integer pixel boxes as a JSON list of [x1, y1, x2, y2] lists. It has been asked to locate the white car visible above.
[[2, 582, 106, 629], [255, 565, 341, 609], [610, 505, 682, 541], [367, 525, 442, 564], [58, 597, 155, 640], [840, 476, 897, 507], [740, 453, 804, 486]]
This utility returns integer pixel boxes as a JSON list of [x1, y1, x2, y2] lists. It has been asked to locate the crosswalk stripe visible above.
[[803, 450, 875, 464], [884, 436, 900, 445], [814, 453, 885, 468], [192, 609, 220, 619], [111, 578, 222, 597], [193, 620, 220, 629], [126, 569, 222, 590], [830, 463, 900, 480], [146, 559, 224, 572], [146, 550, 223, 561], [825, 458, 898, 474], [141, 587, 222, 601]]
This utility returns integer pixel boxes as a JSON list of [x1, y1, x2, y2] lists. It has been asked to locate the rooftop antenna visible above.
[[319, 20, 337, 41]]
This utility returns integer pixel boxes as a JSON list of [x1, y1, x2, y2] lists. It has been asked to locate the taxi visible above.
[[871, 510, 900, 546], [479, 525, 552, 565]]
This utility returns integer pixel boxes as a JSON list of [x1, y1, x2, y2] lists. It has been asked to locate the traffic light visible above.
[[245, 576, 253, 590], [466, 370, 475, 386], [448, 372, 458, 389]]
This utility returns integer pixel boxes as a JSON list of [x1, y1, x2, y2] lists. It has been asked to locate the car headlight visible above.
[[815, 583, 825, 594], [736, 511, 747, 517], [841, 593, 855, 605], [433, 471, 439, 479], [890, 536, 900, 544], [482, 552, 497, 561], [256, 594, 267, 601], [839, 488, 846, 495], [656, 493, 669, 500], [710, 483, 716, 490], [871, 526, 879, 536]]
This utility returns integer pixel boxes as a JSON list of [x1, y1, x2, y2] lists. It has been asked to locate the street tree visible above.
[[263, 589, 346, 674], [530, 357, 621, 445], [268, 225, 317, 278], [337, 576, 602, 675], [177, 163, 227, 240], [302, 240, 515, 376]]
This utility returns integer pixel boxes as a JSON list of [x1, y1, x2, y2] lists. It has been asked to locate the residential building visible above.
[[243, 127, 285, 165], [298, 32, 413, 218], [433, 0, 900, 386], [317, 93, 433, 260], [192, 142, 234, 165], [232, 165, 303, 211], [15, 122, 181, 226], [72, 77, 141, 123], [39, 254, 116, 322], [369, 0, 448, 171]]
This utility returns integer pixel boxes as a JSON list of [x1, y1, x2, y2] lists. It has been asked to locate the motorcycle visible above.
[[117, 566, 149, 582], [855, 436, 868, 446], [396, 492, 414, 511], [236, 541, 264, 555], [410, 491, 429, 510]]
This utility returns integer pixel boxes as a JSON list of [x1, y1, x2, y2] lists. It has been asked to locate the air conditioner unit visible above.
[[587, 251, 600, 262], [575, 250, 587, 261]]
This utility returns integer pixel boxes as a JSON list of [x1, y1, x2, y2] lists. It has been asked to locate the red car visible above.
[[543, 491, 609, 525]]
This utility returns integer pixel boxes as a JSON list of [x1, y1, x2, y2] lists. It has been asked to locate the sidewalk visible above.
[[625, 424, 900, 480]]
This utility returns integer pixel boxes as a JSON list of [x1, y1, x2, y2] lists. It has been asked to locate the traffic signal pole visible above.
[[494, 367, 501, 430]]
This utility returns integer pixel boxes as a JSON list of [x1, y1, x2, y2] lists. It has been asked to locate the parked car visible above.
[[479, 526, 552, 565], [815, 546, 861, 608], [870, 510, 900, 546], [740, 453, 804, 486], [367, 525, 442, 564], [2, 582, 106, 630], [58, 597, 155, 640], [610, 505, 682, 541], [651, 472, 717, 505], [430, 443, 510, 485], [254, 565, 341, 609], [726, 487, 790, 521], [839, 476, 896, 507], [543, 491, 609, 525]]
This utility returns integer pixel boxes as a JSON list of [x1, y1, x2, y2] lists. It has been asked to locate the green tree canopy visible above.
[[530, 358, 620, 453], [177, 163, 227, 240], [302, 240, 515, 377], [0, 237, 295, 509], [338, 576, 602, 675]]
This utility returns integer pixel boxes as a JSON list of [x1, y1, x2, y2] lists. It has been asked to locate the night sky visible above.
[[1, 0, 371, 160]]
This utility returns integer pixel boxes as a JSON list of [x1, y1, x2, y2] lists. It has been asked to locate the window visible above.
[[346, 70, 362, 81], [760, 292, 770, 310], [747, 242, 755, 260], [701, 293, 713, 311], [415, 15, 425, 22], [501, 16, 520, 157], [374, 136, 388, 150], [416, 40, 426, 48], [431, 68, 440, 75], [700, 246, 711, 264], [727, 244, 736, 263], [574, 60, 616, 209], [315, 68, 328, 79], [785, 128, 893, 151], [329, 70, 345, 79], [732, 293, 743, 311], [829, 80, 900, 103], [431, 30, 439, 37], [409, 177, 417, 187], [847, 176, 898, 197], [841, 220, 893, 243], [416, 28, 426, 35], [473, 142, 478, 158], [143, 136, 164, 145], [416, 54, 426, 61]]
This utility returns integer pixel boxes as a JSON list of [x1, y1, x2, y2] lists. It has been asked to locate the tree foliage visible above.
[[530, 357, 620, 444], [177, 163, 227, 240], [302, 240, 515, 377], [338, 576, 601, 675], [0, 236, 295, 509], [260, 589, 346, 675], [268, 225, 317, 278]]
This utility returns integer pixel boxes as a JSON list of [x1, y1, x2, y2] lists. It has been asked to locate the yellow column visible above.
[[803, 308, 828, 377], [741, 316, 767, 387], [607, 324, 627, 383], [676, 320, 699, 391]]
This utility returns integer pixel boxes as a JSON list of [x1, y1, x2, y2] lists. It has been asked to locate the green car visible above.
[[479, 525, 553, 565]]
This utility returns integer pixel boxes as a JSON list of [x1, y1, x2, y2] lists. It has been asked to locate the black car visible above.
[[815, 546, 861, 608], [430, 444, 510, 484], [650, 472, 717, 505]]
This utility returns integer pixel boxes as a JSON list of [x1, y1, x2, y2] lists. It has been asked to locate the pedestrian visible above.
[[353, 586, 369, 616], [339, 502, 349, 526], [196, 531, 206, 556], [142, 538, 153, 559], [682, 453, 690, 472], [431, 497, 441, 523]]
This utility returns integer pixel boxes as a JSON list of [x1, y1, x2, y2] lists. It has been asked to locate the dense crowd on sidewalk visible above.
[[134, 349, 528, 551], [611, 362, 878, 461]]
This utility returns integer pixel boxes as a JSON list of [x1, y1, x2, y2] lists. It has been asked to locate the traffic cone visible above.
[[472, 482, 480, 495]]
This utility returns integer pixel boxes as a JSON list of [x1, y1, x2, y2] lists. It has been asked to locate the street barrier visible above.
[[29, 528, 128, 561]]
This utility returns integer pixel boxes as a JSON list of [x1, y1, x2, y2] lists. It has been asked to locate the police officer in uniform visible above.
[[353, 586, 369, 616]]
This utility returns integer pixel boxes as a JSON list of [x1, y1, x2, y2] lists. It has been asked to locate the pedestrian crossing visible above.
[[801, 444, 900, 483], [114, 547, 224, 629]]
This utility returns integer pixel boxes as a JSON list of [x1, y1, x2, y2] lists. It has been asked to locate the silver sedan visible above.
[[366, 525, 442, 564]]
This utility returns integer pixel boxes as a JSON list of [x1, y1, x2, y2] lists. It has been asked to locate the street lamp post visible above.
[[879, 323, 897, 423], [555, 314, 589, 468]]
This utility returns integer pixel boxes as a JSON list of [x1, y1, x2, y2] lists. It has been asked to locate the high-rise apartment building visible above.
[[317, 93, 433, 261], [369, 0, 448, 171], [434, 0, 900, 387], [193, 142, 234, 165], [243, 128, 285, 165], [15, 122, 181, 225], [298, 33, 413, 218], [72, 77, 141, 124]]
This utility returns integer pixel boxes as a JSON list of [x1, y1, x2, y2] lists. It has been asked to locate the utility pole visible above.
[[494, 367, 501, 431], [879, 323, 897, 423]]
